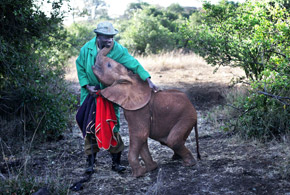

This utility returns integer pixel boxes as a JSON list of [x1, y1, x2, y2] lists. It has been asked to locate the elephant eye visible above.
[[107, 62, 111, 68]]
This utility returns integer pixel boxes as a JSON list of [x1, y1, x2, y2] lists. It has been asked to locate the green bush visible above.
[[118, 6, 174, 54], [186, 0, 290, 140], [0, 0, 77, 144], [65, 22, 97, 57], [119, 4, 193, 54], [222, 87, 290, 140]]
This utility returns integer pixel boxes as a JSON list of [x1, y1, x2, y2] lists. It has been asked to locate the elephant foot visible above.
[[146, 161, 158, 172], [132, 166, 146, 177], [182, 157, 196, 167]]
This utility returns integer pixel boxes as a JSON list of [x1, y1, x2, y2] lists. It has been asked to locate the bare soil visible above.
[[2, 62, 290, 194]]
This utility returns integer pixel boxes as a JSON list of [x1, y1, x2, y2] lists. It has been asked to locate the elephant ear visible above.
[[100, 74, 152, 110]]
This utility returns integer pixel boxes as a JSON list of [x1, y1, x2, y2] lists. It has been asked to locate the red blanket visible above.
[[95, 92, 118, 150]]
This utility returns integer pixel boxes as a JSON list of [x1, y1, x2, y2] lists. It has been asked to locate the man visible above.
[[76, 21, 158, 174]]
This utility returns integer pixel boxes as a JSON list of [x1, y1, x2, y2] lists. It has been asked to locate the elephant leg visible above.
[[166, 121, 196, 166], [140, 140, 158, 172], [128, 137, 147, 177], [172, 145, 196, 166]]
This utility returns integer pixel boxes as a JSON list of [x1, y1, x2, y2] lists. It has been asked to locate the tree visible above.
[[70, 0, 109, 21], [0, 0, 76, 143], [185, 0, 290, 139], [119, 5, 190, 54], [167, 3, 185, 13], [124, 2, 150, 17]]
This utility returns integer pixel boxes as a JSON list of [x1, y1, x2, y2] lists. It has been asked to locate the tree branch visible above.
[[257, 91, 290, 105]]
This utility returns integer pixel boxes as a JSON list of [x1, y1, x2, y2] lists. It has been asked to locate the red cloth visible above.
[[95, 92, 118, 150]]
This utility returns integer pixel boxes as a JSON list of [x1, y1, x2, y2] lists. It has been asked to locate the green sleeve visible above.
[[76, 47, 90, 88], [113, 43, 151, 81]]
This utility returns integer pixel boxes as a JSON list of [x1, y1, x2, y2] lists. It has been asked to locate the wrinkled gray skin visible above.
[[92, 45, 200, 177]]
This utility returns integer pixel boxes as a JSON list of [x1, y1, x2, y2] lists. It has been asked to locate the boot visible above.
[[85, 153, 96, 174], [111, 152, 126, 173]]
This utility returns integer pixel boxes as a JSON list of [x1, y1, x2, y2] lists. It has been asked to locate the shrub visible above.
[[65, 21, 97, 57], [0, 0, 77, 145], [221, 86, 290, 140], [186, 0, 290, 140]]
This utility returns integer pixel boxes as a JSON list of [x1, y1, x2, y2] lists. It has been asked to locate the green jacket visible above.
[[76, 37, 151, 132]]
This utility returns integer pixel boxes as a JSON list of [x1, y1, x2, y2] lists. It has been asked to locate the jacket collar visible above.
[[88, 37, 98, 57]]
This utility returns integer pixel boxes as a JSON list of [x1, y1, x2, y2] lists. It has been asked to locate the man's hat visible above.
[[94, 21, 118, 36]]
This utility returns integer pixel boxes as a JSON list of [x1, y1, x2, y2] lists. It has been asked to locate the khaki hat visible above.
[[94, 21, 118, 36]]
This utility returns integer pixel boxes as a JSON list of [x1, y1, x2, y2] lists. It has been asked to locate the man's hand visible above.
[[146, 78, 158, 92], [86, 85, 100, 97]]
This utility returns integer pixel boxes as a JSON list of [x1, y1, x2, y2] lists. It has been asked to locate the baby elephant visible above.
[[92, 43, 200, 177]]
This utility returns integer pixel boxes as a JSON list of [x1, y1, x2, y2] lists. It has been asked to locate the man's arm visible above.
[[76, 48, 90, 88], [112, 42, 150, 81], [76, 48, 99, 96], [112, 42, 158, 91]]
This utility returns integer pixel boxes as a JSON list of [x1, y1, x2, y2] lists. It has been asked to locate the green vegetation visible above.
[[0, 0, 76, 145], [118, 3, 197, 54], [186, 0, 289, 140]]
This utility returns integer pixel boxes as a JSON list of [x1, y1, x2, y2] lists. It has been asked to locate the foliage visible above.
[[188, 0, 289, 80], [123, 2, 150, 17], [119, 5, 193, 54], [119, 7, 174, 54], [71, 0, 109, 20], [65, 21, 96, 56], [0, 0, 76, 143], [187, 0, 290, 140]]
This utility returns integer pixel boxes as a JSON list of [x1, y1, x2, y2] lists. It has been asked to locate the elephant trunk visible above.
[[92, 42, 114, 81], [99, 41, 114, 57]]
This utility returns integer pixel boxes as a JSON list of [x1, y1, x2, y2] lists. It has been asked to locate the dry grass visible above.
[[136, 50, 207, 72], [136, 51, 245, 91], [65, 56, 78, 82]]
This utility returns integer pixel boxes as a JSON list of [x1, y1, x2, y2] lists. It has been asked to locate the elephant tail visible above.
[[194, 122, 201, 160]]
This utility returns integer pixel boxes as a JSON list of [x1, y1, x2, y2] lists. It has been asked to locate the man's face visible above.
[[97, 34, 114, 49]]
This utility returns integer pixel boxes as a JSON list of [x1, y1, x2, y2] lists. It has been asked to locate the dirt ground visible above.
[[2, 60, 290, 194]]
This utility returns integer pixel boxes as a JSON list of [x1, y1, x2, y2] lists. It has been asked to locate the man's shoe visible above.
[[111, 152, 126, 173], [85, 153, 96, 174]]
